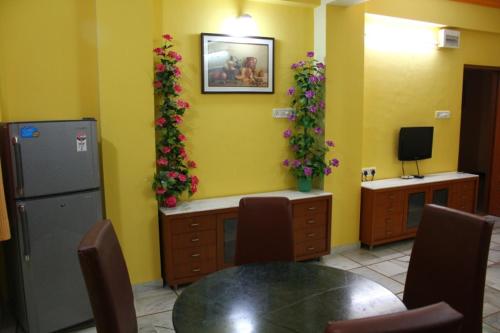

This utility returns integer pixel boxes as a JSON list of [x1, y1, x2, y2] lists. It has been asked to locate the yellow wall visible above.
[[159, 0, 314, 199], [0, 0, 99, 121], [325, 4, 365, 246]]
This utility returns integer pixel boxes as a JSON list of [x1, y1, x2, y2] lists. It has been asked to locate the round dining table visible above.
[[172, 262, 406, 333]]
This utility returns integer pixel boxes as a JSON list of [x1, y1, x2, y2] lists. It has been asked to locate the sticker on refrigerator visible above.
[[20, 126, 40, 138], [76, 133, 87, 152]]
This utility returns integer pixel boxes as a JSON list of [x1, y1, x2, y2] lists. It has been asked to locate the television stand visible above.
[[413, 175, 424, 179]]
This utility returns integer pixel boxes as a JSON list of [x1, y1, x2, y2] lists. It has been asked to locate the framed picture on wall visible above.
[[201, 33, 274, 94]]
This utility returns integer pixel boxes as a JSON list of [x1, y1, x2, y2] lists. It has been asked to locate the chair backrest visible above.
[[235, 197, 294, 265], [403, 204, 493, 333], [324, 302, 463, 333], [78, 220, 137, 333]]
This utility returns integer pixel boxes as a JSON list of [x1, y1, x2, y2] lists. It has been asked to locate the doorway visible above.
[[459, 66, 500, 216]]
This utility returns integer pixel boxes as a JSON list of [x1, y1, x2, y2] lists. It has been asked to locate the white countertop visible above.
[[361, 172, 478, 190], [160, 189, 332, 216]]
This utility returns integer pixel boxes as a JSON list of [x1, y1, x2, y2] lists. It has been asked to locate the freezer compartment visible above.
[[12, 190, 102, 333], [3, 120, 100, 199]]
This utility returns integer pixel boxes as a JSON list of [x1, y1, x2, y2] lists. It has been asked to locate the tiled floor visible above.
[[2, 222, 500, 333]]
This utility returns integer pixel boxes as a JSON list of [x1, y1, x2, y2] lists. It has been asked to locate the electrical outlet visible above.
[[361, 167, 377, 180], [435, 110, 451, 119], [272, 108, 293, 118]]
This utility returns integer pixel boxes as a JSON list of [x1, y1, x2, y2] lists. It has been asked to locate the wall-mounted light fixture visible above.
[[221, 13, 258, 37]]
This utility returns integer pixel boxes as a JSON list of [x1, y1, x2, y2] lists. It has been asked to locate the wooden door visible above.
[[216, 211, 238, 269], [489, 75, 500, 216]]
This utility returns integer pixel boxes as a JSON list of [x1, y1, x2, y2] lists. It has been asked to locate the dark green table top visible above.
[[173, 262, 406, 333]]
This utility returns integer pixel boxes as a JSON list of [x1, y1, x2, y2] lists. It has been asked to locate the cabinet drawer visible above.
[[172, 230, 216, 249], [295, 238, 327, 257], [293, 213, 327, 230], [374, 191, 403, 216], [294, 226, 326, 243], [373, 214, 403, 241], [173, 246, 216, 265], [173, 260, 216, 279], [171, 215, 216, 235], [293, 199, 327, 217]]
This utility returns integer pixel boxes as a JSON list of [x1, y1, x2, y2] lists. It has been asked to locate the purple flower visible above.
[[283, 159, 290, 167], [314, 127, 323, 135], [331, 158, 340, 167], [307, 51, 314, 58], [292, 145, 299, 152], [291, 63, 298, 69], [288, 113, 297, 121], [324, 167, 332, 176], [326, 140, 335, 147], [319, 100, 325, 109], [283, 129, 292, 138], [292, 159, 301, 168], [305, 90, 314, 99], [303, 167, 313, 177], [318, 75, 325, 81], [317, 62, 325, 69], [308, 105, 318, 113], [287, 87, 295, 95], [309, 76, 319, 84], [297, 60, 305, 67]]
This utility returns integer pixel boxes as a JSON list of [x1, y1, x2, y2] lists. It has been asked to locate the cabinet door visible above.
[[431, 186, 449, 207], [216, 212, 238, 269], [449, 180, 476, 213], [404, 187, 430, 233]]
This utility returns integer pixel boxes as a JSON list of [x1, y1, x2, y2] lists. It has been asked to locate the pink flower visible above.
[[167, 51, 177, 59], [307, 51, 314, 58], [283, 129, 292, 138], [157, 158, 168, 166], [179, 147, 187, 158], [163, 34, 173, 41], [161, 146, 171, 154], [303, 167, 313, 176], [188, 160, 197, 168], [168, 171, 178, 178], [155, 63, 166, 73], [173, 66, 181, 77], [178, 134, 186, 142], [172, 115, 183, 124], [156, 186, 166, 195], [155, 117, 166, 126], [175, 54, 182, 61], [190, 183, 198, 194], [178, 174, 187, 182], [191, 175, 199, 185], [154, 80, 162, 89], [174, 84, 182, 93], [153, 47, 165, 56], [165, 196, 176, 207]]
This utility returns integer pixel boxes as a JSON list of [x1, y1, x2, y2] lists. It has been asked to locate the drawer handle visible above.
[[191, 238, 200, 242], [191, 253, 201, 257], [307, 233, 316, 238], [306, 219, 316, 224], [192, 268, 201, 272], [307, 206, 317, 211], [190, 223, 200, 227], [307, 247, 315, 251]]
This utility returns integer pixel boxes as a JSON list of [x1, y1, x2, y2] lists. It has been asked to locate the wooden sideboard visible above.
[[360, 172, 478, 247], [159, 190, 332, 288]]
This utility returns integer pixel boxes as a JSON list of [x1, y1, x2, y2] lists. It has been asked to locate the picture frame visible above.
[[201, 33, 274, 94]]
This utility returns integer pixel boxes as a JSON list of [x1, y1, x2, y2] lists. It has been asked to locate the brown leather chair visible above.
[[78, 220, 137, 333], [403, 204, 494, 333], [235, 197, 294, 265], [324, 302, 463, 333]]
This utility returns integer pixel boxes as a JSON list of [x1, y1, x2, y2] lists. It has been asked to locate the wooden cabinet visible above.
[[361, 173, 478, 247], [160, 191, 332, 288]]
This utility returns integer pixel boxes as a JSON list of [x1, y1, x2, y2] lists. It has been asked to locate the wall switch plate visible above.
[[435, 110, 451, 119], [272, 108, 293, 118], [361, 167, 376, 181]]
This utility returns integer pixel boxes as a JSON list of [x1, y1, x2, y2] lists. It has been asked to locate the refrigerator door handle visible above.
[[17, 204, 31, 261], [12, 136, 25, 197]]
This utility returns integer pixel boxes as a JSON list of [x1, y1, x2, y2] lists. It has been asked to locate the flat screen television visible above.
[[398, 127, 434, 161]]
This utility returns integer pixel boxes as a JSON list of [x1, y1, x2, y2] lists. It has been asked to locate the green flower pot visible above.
[[297, 177, 312, 192]]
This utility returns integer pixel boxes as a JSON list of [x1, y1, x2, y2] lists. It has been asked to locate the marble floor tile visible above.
[[342, 247, 404, 266], [138, 311, 174, 332], [484, 323, 500, 333], [388, 239, 414, 253], [134, 287, 178, 317], [349, 267, 404, 294], [484, 312, 500, 330], [71, 326, 96, 333], [492, 243, 500, 251], [320, 254, 362, 270], [490, 250, 500, 264], [396, 292, 403, 300], [487, 264, 500, 291], [391, 272, 407, 284], [491, 234, 500, 244], [133, 280, 165, 297], [367, 259, 408, 277]]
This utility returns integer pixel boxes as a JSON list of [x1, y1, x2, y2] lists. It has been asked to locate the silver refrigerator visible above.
[[0, 120, 103, 332]]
